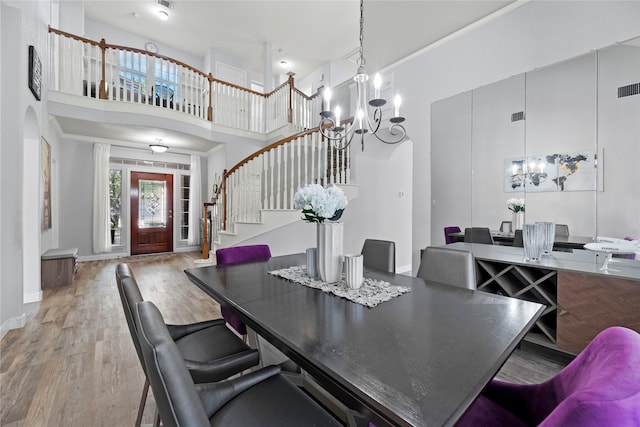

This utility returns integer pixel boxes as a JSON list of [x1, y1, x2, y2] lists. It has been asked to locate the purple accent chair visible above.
[[216, 244, 272, 336], [457, 326, 640, 426], [444, 226, 462, 244]]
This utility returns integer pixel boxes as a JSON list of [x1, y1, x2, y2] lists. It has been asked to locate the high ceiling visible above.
[[84, 0, 514, 82], [57, 0, 516, 154]]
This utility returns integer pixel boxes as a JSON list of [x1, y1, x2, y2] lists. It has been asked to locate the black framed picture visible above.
[[28, 45, 42, 101]]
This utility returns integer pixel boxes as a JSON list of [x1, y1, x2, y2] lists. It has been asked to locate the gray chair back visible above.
[[499, 221, 512, 233], [361, 239, 396, 273], [513, 229, 524, 247], [116, 264, 146, 372], [417, 246, 477, 290], [464, 227, 494, 245], [135, 301, 211, 427], [555, 224, 570, 237]]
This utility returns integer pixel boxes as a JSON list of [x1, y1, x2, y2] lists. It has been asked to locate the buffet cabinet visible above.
[[452, 243, 640, 354]]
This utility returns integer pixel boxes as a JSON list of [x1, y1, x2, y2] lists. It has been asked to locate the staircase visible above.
[[207, 124, 358, 251]]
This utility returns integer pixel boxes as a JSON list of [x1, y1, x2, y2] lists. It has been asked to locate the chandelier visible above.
[[319, 0, 407, 151]]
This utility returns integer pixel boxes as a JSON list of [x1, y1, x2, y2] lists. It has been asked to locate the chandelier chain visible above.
[[358, 0, 366, 68]]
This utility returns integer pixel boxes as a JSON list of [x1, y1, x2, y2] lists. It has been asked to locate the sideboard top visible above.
[[447, 243, 640, 282]]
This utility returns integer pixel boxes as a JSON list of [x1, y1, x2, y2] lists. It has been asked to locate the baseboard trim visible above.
[[1, 313, 26, 339], [79, 246, 200, 262], [397, 264, 412, 275], [24, 290, 43, 304]]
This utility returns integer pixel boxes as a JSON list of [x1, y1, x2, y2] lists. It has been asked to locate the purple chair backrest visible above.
[[215, 245, 272, 335], [444, 226, 462, 244], [216, 244, 271, 266], [540, 326, 640, 425]]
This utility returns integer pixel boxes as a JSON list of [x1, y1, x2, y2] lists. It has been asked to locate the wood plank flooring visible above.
[[1, 252, 569, 426]]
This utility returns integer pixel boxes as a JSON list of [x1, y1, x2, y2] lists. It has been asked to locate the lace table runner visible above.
[[268, 265, 411, 308]]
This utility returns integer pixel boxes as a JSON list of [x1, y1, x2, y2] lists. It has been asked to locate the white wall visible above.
[[0, 2, 25, 336], [1, 0, 53, 335], [377, 0, 640, 270], [85, 18, 204, 71]]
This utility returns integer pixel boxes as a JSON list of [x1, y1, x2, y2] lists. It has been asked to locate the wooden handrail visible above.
[[48, 26, 320, 121], [48, 26, 101, 46], [214, 116, 354, 197], [50, 26, 209, 78]]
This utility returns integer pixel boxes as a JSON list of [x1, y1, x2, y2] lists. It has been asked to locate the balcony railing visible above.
[[48, 27, 321, 134]]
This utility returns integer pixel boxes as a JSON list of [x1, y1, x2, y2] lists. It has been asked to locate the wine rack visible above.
[[476, 259, 558, 346]]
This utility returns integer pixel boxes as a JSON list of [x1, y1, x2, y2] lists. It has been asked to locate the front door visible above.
[[131, 172, 173, 255]]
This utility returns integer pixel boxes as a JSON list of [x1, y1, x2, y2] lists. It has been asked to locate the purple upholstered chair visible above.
[[457, 326, 640, 426], [444, 226, 462, 244], [216, 244, 272, 337]]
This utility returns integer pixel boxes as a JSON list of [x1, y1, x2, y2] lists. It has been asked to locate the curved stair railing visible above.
[[48, 27, 321, 133], [204, 120, 354, 255]]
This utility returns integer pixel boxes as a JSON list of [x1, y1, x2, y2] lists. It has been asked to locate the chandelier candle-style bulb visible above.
[[394, 95, 401, 117], [373, 73, 381, 99], [334, 106, 342, 130], [324, 87, 332, 112]]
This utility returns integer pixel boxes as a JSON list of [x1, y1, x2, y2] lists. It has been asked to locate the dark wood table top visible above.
[[185, 254, 544, 427], [449, 231, 594, 250]]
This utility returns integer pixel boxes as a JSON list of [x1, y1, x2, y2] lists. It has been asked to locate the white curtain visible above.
[[187, 155, 202, 246], [93, 143, 112, 253]]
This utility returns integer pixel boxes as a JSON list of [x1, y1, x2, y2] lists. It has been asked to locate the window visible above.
[[119, 51, 177, 102], [109, 169, 122, 245], [180, 175, 190, 240]]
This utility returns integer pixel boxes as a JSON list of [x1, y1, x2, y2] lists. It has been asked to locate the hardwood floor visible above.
[[1, 252, 569, 426]]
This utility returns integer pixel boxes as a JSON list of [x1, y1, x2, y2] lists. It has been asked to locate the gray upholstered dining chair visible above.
[[555, 224, 570, 237], [361, 239, 396, 273], [499, 221, 512, 233], [464, 227, 494, 245], [416, 246, 477, 290], [513, 229, 524, 247], [116, 264, 260, 427], [135, 300, 341, 427]]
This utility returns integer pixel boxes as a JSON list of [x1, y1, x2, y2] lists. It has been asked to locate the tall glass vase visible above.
[[317, 222, 344, 283], [512, 211, 524, 231]]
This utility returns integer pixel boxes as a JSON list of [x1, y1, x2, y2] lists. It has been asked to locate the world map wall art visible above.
[[505, 151, 597, 192]]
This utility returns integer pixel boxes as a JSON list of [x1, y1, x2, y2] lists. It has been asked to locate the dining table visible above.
[[184, 253, 544, 427]]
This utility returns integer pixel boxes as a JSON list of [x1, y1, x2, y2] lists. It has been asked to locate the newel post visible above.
[[207, 73, 214, 122], [288, 75, 294, 124], [99, 38, 107, 99], [222, 169, 228, 230]]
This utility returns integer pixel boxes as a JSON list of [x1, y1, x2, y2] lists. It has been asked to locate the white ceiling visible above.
[[84, 0, 514, 78], [58, 0, 515, 153]]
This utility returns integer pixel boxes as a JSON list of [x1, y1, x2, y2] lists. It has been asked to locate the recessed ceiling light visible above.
[[280, 60, 288, 67], [158, 9, 169, 20]]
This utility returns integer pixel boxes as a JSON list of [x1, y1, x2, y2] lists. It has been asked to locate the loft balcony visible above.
[[47, 27, 323, 151]]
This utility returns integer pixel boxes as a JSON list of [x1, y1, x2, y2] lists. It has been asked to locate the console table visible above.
[[448, 242, 640, 354]]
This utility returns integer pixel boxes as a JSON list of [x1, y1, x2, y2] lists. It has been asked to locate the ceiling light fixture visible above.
[[157, 9, 169, 20], [319, 0, 407, 151], [150, 144, 168, 153]]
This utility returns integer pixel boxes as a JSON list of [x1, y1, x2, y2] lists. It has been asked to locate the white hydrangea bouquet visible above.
[[293, 184, 348, 223], [507, 198, 525, 213]]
